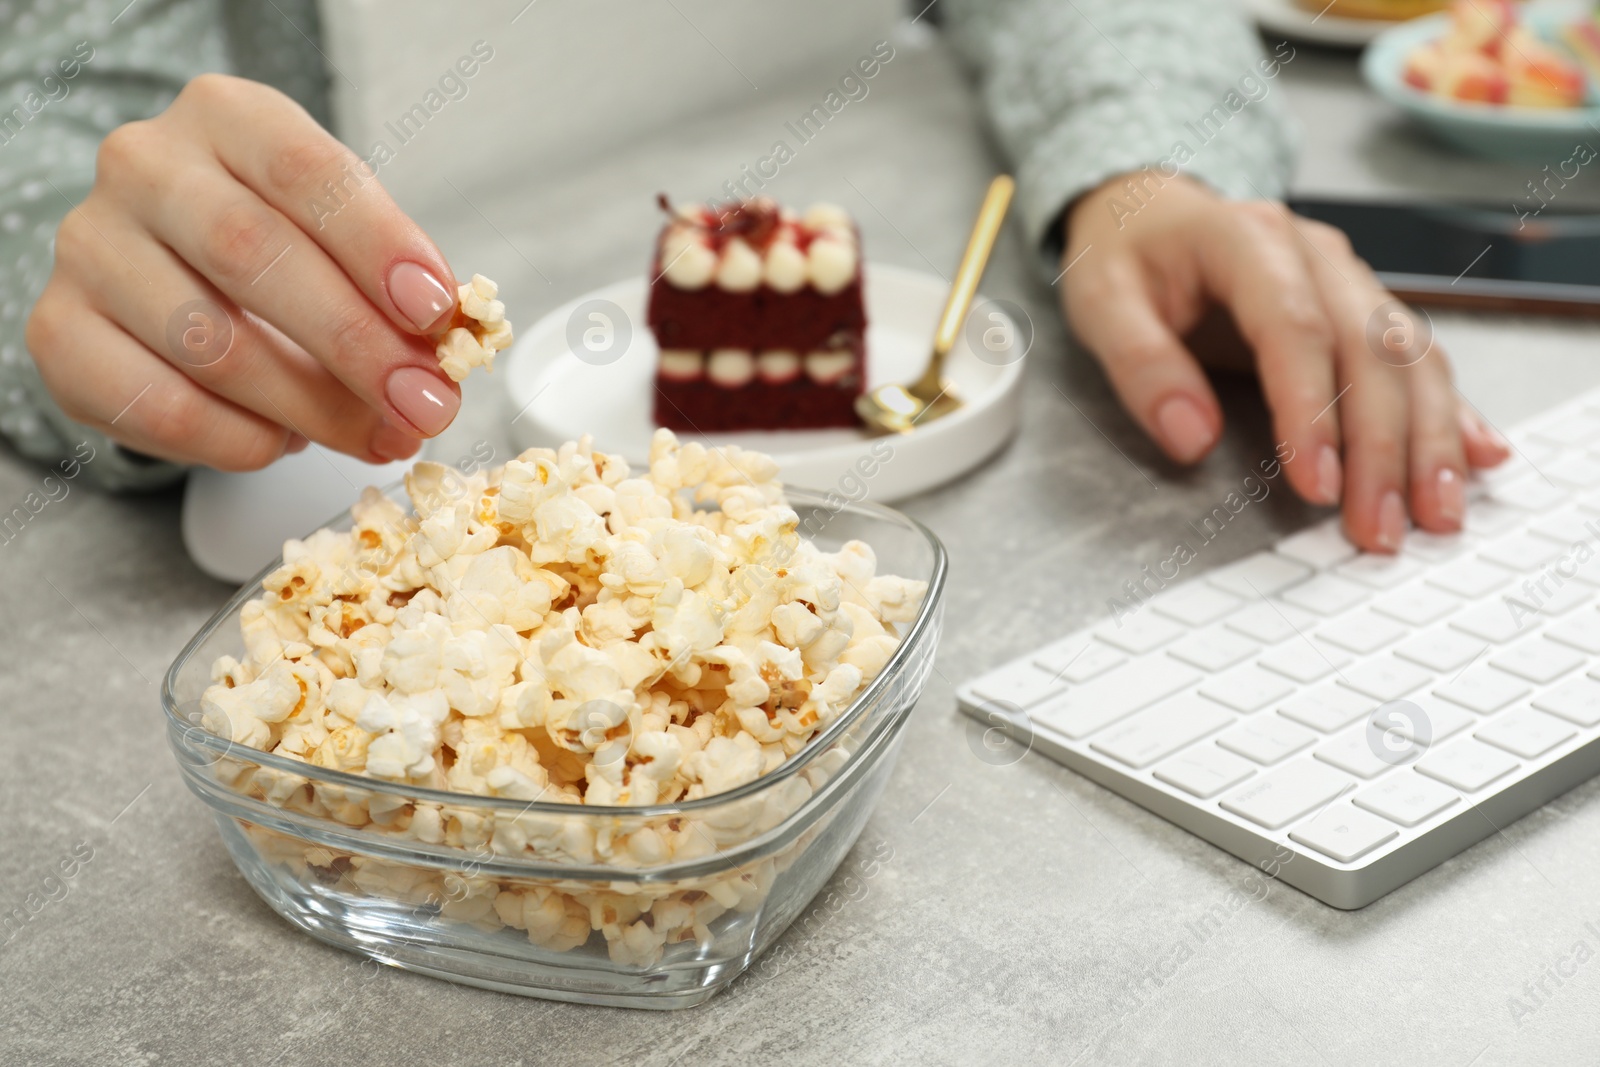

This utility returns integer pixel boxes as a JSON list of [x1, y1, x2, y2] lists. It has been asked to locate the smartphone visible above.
[[1287, 197, 1600, 317]]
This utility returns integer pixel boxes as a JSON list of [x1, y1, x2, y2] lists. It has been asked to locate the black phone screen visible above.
[[1287, 197, 1600, 314]]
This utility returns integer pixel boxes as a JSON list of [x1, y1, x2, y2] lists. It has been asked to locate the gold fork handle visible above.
[[913, 174, 1016, 400]]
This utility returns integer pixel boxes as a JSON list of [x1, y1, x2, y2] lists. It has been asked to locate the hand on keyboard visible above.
[[1063, 175, 1511, 554]]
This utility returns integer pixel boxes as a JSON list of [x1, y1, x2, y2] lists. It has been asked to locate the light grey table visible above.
[[4, 23, 1600, 1067]]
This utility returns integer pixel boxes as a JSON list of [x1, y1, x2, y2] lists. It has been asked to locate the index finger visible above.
[[173, 74, 460, 338]]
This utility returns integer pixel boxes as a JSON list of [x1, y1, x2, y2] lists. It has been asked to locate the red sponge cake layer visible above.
[[647, 279, 865, 353], [653, 339, 864, 433], [654, 378, 862, 433]]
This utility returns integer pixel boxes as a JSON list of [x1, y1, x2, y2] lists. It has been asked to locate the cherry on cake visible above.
[[647, 196, 867, 432]]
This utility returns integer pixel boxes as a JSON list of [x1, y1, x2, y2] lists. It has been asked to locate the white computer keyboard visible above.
[[958, 387, 1600, 909]]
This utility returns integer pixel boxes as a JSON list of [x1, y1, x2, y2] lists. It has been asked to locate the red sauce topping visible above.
[[658, 194, 827, 253], [707, 198, 781, 249]]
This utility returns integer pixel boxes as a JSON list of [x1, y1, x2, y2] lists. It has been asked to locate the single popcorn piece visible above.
[[200, 427, 928, 965], [434, 273, 514, 383]]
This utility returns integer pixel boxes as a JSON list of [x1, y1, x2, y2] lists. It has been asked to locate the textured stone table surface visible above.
[[4, 25, 1600, 1067]]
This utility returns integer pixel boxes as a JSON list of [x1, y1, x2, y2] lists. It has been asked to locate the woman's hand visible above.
[[1062, 173, 1509, 553], [25, 74, 462, 471]]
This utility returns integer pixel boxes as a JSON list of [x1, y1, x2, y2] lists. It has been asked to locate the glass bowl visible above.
[[161, 484, 945, 1009]]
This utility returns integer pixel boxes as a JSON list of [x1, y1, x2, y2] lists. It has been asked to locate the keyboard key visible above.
[[1572, 484, 1600, 515], [1372, 583, 1459, 627], [1449, 601, 1527, 644], [1168, 627, 1260, 672], [1543, 453, 1600, 489], [1490, 476, 1568, 513], [1199, 664, 1295, 713], [1574, 488, 1600, 518], [1463, 498, 1526, 537], [968, 664, 1068, 709], [1490, 638, 1585, 685], [1154, 744, 1256, 799], [1318, 611, 1408, 655], [1034, 638, 1126, 682], [1095, 612, 1186, 655], [1504, 579, 1594, 620], [1402, 529, 1474, 564], [1545, 609, 1600, 654], [1475, 709, 1577, 759], [1410, 696, 1476, 743], [1479, 534, 1563, 573], [1218, 716, 1317, 765], [1434, 666, 1531, 714], [1528, 507, 1597, 545], [1257, 637, 1352, 683], [1565, 549, 1600, 587], [1335, 554, 1424, 590], [1478, 448, 1554, 489], [1152, 584, 1243, 627], [1280, 575, 1370, 617], [1534, 676, 1600, 726], [1292, 804, 1399, 863], [1032, 657, 1201, 740], [1227, 602, 1316, 645], [1339, 656, 1433, 701], [1279, 686, 1376, 733], [1277, 522, 1359, 569], [1090, 694, 1234, 769], [1315, 730, 1401, 779], [1207, 552, 1312, 599], [1531, 409, 1600, 446], [1029, 635, 1086, 677], [1221, 761, 1354, 830], [1396, 627, 1488, 673], [1416, 739, 1521, 792], [1354, 773, 1461, 828], [1428, 557, 1516, 599]]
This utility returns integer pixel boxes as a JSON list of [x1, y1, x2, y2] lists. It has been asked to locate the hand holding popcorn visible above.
[[26, 75, 473, 469]]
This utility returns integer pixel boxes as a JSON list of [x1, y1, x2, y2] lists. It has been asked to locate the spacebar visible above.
[[1031, 657, 1201, 740]]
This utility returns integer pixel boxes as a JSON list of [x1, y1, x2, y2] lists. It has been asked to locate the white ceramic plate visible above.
[[1237, 0, 1399, 47], [502, 263, 1026, 501]]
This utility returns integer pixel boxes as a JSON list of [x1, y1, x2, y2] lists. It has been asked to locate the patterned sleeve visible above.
[[941, 0, 1299, 263], [0, 0, 329, 491]]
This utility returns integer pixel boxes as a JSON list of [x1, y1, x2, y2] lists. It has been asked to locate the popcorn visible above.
[[434, 274, 514, 383], [357, 689, 449, 781], [203, 428, 927, 967], [685, 733, 765, 798], [200, 660, 304, 748]]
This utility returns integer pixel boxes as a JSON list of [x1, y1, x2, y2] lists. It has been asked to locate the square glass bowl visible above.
[[162, 485, 945, 1009]]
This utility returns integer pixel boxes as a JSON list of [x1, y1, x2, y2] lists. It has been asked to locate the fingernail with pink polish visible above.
[[385, 366, 459, 436], [1155, 396, 1214, 464], [371, 420, 422, 462], [1315, 445, 1342, 505], [1376, 490, 1406, 552], [1437, 468, 1464, 525], [1460, 407, 1511, 454], [387, 262, 454, 333]]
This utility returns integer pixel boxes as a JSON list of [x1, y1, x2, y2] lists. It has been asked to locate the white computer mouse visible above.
[[181, 448, 412, 583]]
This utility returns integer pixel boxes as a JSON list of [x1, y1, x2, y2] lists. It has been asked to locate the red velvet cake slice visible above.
[[647, 197, 867, 432]]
